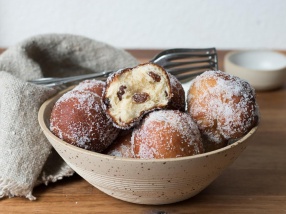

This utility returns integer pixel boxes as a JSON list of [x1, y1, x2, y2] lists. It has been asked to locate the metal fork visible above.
[[28, 48, 218, 87]]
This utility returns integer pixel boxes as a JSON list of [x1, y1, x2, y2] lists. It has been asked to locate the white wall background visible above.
[[1, 0, 286, 50]]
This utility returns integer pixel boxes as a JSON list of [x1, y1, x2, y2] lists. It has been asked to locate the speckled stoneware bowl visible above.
[[38, 88, 258, 205]]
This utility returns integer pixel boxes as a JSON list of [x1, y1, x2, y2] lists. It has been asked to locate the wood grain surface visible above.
[[0, 48, 286, 214]]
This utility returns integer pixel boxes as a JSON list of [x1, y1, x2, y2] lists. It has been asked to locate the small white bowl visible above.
[[38, 87, 258, 205], [224, 50, 286, 91]]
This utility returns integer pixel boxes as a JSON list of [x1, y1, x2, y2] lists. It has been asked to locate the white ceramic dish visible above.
[[224, 50, 286, 91], [38, 88, 258, 205]]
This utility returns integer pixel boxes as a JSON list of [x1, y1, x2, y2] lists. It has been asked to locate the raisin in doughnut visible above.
[[105, 130, 134, 158], [103, 63, 185, 129], [73, 79, 105, 97], [50, 90, 119, 152], [132, 110, 204, 159], [187, 70, 259, 152]]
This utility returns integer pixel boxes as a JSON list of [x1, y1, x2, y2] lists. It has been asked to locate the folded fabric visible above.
[[0, 34, 138, 200]]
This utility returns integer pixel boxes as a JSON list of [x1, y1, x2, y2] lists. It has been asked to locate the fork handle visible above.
[[28, 70, 114, 87]]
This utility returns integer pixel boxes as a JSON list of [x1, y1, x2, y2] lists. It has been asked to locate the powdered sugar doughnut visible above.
[[50, 90, 120, 152], [187, 70, 259, 152], [105, 130, 134, 158], [102, 63, 185, 129], [73, 79, 105, 97], [133, 110, 204, 159]]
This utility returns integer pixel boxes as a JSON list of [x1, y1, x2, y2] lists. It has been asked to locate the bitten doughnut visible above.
[[132, 110, 204, 159], [105, 130, 134, 158], [103, 63, 185, 129], [187, 70, 259, 152], [50, 90, 119, 152], [73, 79, 105, 97], [168, 73, 186, 112]]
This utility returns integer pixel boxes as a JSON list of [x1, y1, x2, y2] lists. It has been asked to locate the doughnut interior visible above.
[[103, 63, 172, 129]]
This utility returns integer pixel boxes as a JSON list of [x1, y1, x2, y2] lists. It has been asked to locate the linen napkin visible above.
[[0, 34, 138, 200]]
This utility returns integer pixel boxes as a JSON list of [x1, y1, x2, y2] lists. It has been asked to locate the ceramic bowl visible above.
[[38, 88, 258, 205], [224, 50, 286, 91]]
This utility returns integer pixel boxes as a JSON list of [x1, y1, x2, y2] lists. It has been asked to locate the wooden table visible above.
[[0, 49, 286, 213]]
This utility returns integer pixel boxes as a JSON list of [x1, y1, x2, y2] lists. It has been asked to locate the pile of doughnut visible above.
[[50, 63, 259, 159]]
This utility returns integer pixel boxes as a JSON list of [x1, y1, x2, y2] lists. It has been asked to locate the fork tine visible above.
[[166, 64, 216, 75], [175, 71, 205, 82], [166, 52, 216, 60], [163, 58, 217, 69], [151, 48, 218, 72], [153, 52, 215, 63], [150, 48, 217, 60]]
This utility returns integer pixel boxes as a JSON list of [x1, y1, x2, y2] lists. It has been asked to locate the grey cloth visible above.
[[0, 34, 138, 200]]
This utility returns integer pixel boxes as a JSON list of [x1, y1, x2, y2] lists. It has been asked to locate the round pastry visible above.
[[105, 130, 134, 158], [187, 70, 259, 152], [103, 63, 185, 129], [168, 73, 186, 111], [132, 110, 204, 159], [50, 90, 119, 152], [73, 79, 105, 97]]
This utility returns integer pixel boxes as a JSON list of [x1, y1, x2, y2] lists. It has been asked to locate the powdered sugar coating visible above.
[[133, 110, 204, 159], [73, 79, 106, 97], [105, 130, 135, 158], [50, 90, 119, 152], [187, 70, 259, 150]]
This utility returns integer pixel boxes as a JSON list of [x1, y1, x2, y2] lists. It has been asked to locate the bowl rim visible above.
[[225, 50, 286, 72], [38, 87, 258, 163]]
